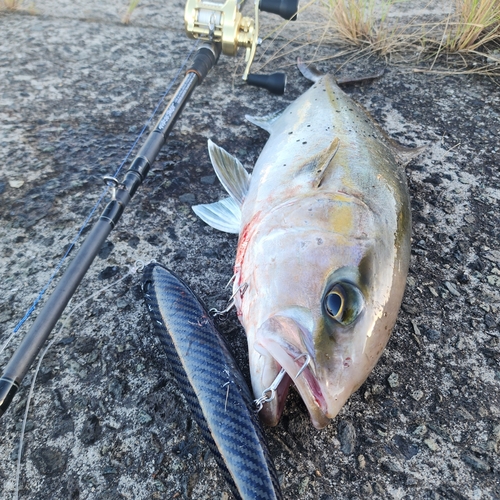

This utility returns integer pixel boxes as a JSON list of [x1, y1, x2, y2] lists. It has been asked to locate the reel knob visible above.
[[259, 0, 299, 20], [246, 72, 287, 95]]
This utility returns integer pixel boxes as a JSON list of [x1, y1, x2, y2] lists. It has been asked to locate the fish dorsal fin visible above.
[[192, 197, 241, 234], [208, 139, 250, 206], [245, 109, 283, 134], [312, 137, 341, 188]]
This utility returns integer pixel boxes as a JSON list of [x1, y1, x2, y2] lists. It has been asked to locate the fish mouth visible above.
[[254, 316, 331, 429]]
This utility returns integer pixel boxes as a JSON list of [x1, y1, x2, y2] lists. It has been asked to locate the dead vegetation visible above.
[[0, 0, 23, 11], [444, 0, 500, 52], [260, 0, 500, 75]]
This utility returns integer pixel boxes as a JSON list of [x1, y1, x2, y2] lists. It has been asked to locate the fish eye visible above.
[[325, 290, 343, 319], [323, 283, 363, 326]]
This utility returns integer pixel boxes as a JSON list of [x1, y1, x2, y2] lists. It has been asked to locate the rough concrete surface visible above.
[[0, 1, 499, 499]]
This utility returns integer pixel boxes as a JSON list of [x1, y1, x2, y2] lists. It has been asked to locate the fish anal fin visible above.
[[192, 197, 241, 234], [388, 140, 427, 166], [312, 137, 341, 188], [373, 124, 426, 165], [356, 105, 426, 166]]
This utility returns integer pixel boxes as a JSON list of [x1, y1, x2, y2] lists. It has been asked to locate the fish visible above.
[[193, 64, 413, 429], [142, 263, 282, 500]]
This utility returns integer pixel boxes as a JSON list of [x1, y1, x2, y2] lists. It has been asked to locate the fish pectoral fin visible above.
[[208, 139, 251, 206], [192, 197, 241, 234], [245, 109, 283, 134], [312, 137, 341, 188]]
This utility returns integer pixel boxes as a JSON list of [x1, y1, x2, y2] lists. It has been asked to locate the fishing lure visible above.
[[142, 263, 282, 500]]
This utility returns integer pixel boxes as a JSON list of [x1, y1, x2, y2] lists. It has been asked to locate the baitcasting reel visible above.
[[185, 0, 299, 94]]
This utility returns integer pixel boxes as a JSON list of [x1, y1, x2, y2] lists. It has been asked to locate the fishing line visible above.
[[13, 260, 147, 500], [0, 331, 18, 358], [5, 40, 199, 346]]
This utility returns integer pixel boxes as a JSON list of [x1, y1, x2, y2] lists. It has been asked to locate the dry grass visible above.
[[260, 0, 500, 75], [323, 0, 500, 55], [0, 0, 24, 10], [122, 0, 140, 24], [444, 0, 500, 52], [325, 0, 402, 49], [319, 0, 429, 57]]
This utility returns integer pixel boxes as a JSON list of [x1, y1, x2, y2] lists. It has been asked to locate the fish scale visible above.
[[142, 263, 282, 500]]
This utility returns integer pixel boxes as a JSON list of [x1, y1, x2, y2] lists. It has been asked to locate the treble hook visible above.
[[253, 368, 287, 411], [210, 300, 235, 317], [253, 352, 312, 412], [294, 353, 311, 380], [210, 282, 248, 317]]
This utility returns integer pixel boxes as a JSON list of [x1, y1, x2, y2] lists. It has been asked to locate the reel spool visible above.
[[184, 0, 299, 94]]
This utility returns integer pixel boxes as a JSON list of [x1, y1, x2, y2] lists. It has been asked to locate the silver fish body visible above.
[[194, 74, 411, 429]]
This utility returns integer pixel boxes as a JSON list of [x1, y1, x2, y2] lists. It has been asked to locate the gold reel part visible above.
[[184, 0, 259, 80]]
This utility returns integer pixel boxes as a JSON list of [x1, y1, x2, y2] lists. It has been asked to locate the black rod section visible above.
[[0, 43, 221, 418]]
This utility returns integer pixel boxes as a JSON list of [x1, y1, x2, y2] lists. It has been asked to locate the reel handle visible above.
[[184, 0, 299, 93]]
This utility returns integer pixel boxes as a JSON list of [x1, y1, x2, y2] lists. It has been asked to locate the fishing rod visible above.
[[0, 0, 299, 417]]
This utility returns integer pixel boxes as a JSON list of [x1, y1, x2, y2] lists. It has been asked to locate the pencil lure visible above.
[[142, 263, 282, 499]]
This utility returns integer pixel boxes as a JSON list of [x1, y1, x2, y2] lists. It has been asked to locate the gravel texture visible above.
[[0, 2, 499, 499]]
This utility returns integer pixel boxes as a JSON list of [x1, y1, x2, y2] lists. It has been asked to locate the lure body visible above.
[[193, 73, 412, 429], [142, 263, 282, 500]]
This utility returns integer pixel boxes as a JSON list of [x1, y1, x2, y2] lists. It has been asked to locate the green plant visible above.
[[122, 0, 140, 24]]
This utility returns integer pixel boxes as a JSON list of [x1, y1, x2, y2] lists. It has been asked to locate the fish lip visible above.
[[257, 338, 329, 422]]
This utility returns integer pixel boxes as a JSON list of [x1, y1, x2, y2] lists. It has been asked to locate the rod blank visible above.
[[0, 43, 221, 418]]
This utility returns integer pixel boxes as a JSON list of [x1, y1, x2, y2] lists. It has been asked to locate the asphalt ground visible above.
[[0, 2, 499, 499]]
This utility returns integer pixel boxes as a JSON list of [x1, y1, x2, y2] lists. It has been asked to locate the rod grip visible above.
[[187, 45, 221, 83]]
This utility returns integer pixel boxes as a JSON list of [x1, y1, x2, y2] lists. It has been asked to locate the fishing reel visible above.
[[185, 0, 299, 94]]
